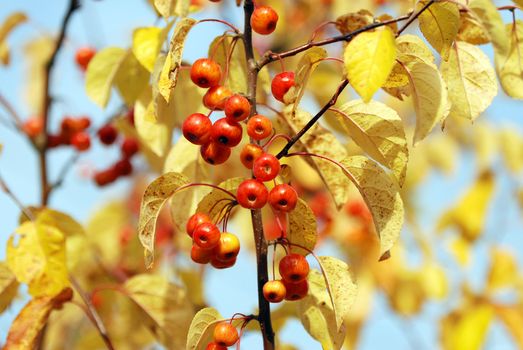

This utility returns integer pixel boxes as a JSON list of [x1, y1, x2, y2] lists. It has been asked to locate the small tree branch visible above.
[[396, 0, 435, 36], [0, 173, 36, 221], [275, 78, 349, 159], [0, 92, 24, 131]]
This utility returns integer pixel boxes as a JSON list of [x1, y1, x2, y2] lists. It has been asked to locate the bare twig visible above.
[[397, 0, 435, 36], [0, 173, 36, 221], [0, 92, 24, 130]]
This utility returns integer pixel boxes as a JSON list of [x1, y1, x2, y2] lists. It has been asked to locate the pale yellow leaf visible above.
[[124, 274, 194, 349], [440, 41, 497, 121], [494, 304, 523, 349], [418, 0, 460, 60], [457, 10, 490, 45], [133, 22, 174, 72], [85, 47, 127, 108], [499, 128, 523, 172], [334, 99, 408, 186], [0, 11, 27, 66], [186, 307, 223, 350], [158, 17, 196, 101], [135, 89, 170, 157], [344, 27, 397, 102], [138, 172, 190, 268], [0, 262, 19, 313], [495, 21, 523, 99], [290, 47, 328, 108], [421, 263, 448, 300], [7, 221, 69, 297], [487, 248, 517, 292], [473, 123, 498, 170], [196, 177, 242, 222], [336, 9, 374, 35], [154, 0, 190, 18], [288, 198, 318, 255], [23, 37, 54, 114], [469, 0, 510, 56], [20, 207, 85, 237], [113, 51, 150, 106]]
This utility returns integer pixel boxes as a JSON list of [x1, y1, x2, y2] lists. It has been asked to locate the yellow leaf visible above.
[[0, 262, 19, 313], [158, 18, 196, 102], [4, 288, 73, 350], [339, 156, 404, 259], [7, 221, 69, 297], [494, 304, 523, 349], [138, 172, 190, 268], [449, 237, 472, 266], [133, 22, 174, 72], [20, 207, 85, 237], [388, 270, 425, 315], [85, 47, 127, 108], [135, 89, 170, 157], [282, 107, 351, 209], [421, 263, 448, 300], [334, 99, 408, 186], [336, 10, 374, 35], [457, 10, 490, 45], [426, 134, 459, 175], [495, 21, 523, 99], [418, 0, 460, 60], [196, 177, 242, 222], [344, 27, 397, 102], [318, 256, 357, 330], [23, 37, 54, 114], [297, 270, 346, 350], [288, 198, 318, 255], [124, 274, 195, 349], [473, 123, 498, 170], [499, 128, 523, 172], [403, 60, 449, 144], [208, 35, 248, 94], [487, 248, 518, 292], [290, 47, 328, 108], [114, 51, 150, 106], [441, 41, 497, 121], [186, 307, 223, 350], [469, 0, 510, 56], [437, 170, 494, 242], [154, 0, 191, 18], [0, 11, 27, 66]]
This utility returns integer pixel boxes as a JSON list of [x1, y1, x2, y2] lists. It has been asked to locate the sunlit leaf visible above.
[[487, 248, 518, 291], [154, 0, 191, 18], [196, 177, 242, 222], [494, 304, 523, 349], [0, 262, 19, 313], [290, 47, 328, 108], [334, 99, 408, 185], [344, 27, 397, 102], [499, 128, 523, 173], [496, 21, 523, 99], [138, 172, 190, 268], [418, 0, 459, 60], [469, 0, 510, 56], [114, 51, 150, 106], [457, 10, 490, 45], [186, 307, 223, 350], [23, 37, 54, 114], [20, 207, 85, 237], [134, 89, 170, 157], [208, 35, 247, 94], [336, 9, 373, 35], [421, 262, 448, 300], [0, 12, 27, 66], [288, 198, 318, 255]]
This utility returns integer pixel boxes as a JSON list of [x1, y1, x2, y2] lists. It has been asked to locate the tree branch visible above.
[[0, 173, 36, 221], [275, 78, 349, 159], [243, 1, 275, 349], [396, 0, 434, 36]]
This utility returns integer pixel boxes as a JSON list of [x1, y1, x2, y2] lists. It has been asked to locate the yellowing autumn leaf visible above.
[[344, 27, 397, 102], [208, 35, 248, 94], [23, 37, 54, 114], [469, 0, 510, 56], [437, 170, 494, 242], [339, 156, 404, 259], [138, 172, 189, 268], [0, 12, 27, 65], [0, 262, 19, 313], [20, 207, 85, 237], [290, 47, 328, 108], [336, 9, 374, 35], [457, 10, 490, 45], [494, 304, 523, 349], [487, 249, 518, 292], [421, 263, 448, 300], [496, 21, 523, 99], [114, 51, 150, 106], [441, 41, 497, 121], [186, 307, 223, 350], [124, 274, 195, 349], [418, 0, 460, 60], [85, 47, 127, 108], [333, 99, 408, 186], [154, 0, 190, 18], [4, 288, 73, 349], [288, 198, 318, 255], [297, 270, 346, 350], [196, 177, 241, 222], [499, 128, 523, 173], [7, 221, 69, 297], [133, 21, 174, 72], [134, 89, 170, 157], [158, 17, 196, 101]]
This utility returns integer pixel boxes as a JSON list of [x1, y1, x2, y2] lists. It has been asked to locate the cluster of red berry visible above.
[[47, 116, 92, 151], [75, 47, 96, 71], [264, 253, 310, 303], [206, 322, 240, 349], [186, 213, 240, 269]]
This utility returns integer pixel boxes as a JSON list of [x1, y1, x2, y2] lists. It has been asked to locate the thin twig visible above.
[[0, 173, 36, 221], [0, 92, 24, 130], [397, 0, 435, 36]]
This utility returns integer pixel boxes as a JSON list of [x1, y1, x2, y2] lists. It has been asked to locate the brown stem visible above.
[[275, 78, 349, 159], [39, 0, 80, 206], [0, 93, 24, 131], [70, 276, 115, 350], [0, 173, 36, 221], [243, 1, 275, 349], [396, 0, 435, 36]]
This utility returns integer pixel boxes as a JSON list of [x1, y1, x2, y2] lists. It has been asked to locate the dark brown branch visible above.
[[39, 0, 80, 206], [70, 276, 115, 350], [243, 1, 275, 349], [275, 78, 349, 159]]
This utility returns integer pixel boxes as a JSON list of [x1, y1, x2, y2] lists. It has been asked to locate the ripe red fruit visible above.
[[121, 137, 139, 158], [279, 253, 310, 283], [283, 279, 309, 301], [214, 232, 240, 261], [247, 114, 273, 140], [253, 153, 280, 181], [75, 47, 96, 71], [182, 113, 212, 145], [210, 118, 243, 147], [192, 222, 221, 250], [251, 6, 279, 35], [205, 342, 227, 350], [190, 58, 222, 88], [71, 131, 91, 151], [271, 71, 295, 102], [224, 94, 251, 122], [48, 134, 64, 148], [94, 168, 119, 187], [200, 141, 231, 165], [126, 108, 135, 125], [269, 184, 298, 212], [191, 244, 215, 264], [240, 143, 263, 169], [263, 280, 287, 303], [114, 158, 133, 176], [211, 255, 237, 269], [203, 86, 233, 110], [78, 116, 91, 130], [22, 117, 43, 138], [98, 124, 118, 145], [186, 213, 212, 238], [213, 322, 239, 347], [236, 179, 268, 209]]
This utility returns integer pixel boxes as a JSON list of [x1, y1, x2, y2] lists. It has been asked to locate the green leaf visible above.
[[288, 198, 318, 255], [186, 307, 223, 350], [138, 172, 190, 268]]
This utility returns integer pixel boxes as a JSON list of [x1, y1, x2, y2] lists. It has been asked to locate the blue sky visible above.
[[1, 1, 523, 349]]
